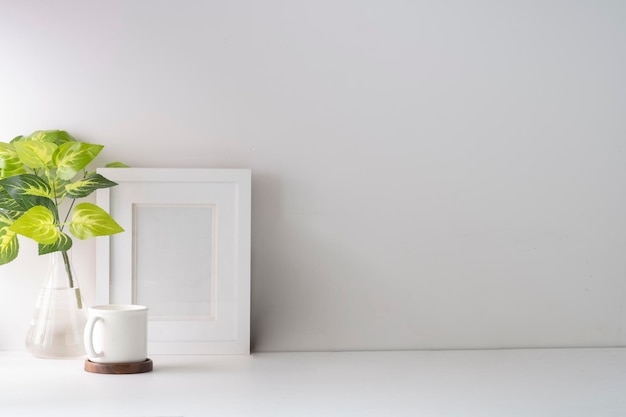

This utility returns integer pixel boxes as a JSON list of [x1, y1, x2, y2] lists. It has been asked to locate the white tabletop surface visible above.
[[1, 348, 625, 417]]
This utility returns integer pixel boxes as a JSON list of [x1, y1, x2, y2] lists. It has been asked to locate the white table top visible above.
[[1, 348, 625, 416]]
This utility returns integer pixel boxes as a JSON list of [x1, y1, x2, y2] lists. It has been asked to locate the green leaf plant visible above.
[[0, 130, 126, 273]]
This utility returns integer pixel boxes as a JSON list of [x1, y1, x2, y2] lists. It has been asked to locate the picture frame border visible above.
[[95, 168, 251, 355]]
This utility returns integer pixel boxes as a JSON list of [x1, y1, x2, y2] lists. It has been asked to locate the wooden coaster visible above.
[[84, 358, 153, 374]]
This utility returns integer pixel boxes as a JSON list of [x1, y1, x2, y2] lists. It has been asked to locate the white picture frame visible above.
[[95, 168, 251, 355]]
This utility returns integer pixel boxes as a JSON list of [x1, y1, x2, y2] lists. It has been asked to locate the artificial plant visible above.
[[0, 130, 125, 273]]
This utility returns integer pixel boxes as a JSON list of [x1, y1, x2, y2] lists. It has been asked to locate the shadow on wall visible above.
[[248, 171, 438, 352]]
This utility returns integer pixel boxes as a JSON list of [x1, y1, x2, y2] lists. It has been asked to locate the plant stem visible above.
[[61, 250, 82, 309], [61, 251, 73, 287], [60, 199, 76, 232]]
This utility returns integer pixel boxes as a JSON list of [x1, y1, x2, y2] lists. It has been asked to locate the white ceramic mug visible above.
[[84, 304, 148, 364]]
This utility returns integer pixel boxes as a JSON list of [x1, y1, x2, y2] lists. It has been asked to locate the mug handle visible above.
[[84, 315, 102, 359]]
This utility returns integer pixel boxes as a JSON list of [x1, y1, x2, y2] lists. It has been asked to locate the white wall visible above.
[[0, 0, 625, 352]]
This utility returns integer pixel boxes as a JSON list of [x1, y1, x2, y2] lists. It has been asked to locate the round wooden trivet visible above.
[[84, 358, 153, 374]]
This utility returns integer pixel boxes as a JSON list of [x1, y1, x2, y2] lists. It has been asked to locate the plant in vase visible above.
[[0, 130, 125, 358]]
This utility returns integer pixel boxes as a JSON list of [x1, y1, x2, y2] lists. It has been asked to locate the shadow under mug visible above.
[[84, 304, 148, 364]]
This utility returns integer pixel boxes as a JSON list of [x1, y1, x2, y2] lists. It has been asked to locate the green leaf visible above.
[[25, 130, 76, 146], [0, 143, 27, 178], [0, 174, 55, 212], [69, 202, 124, 240], [38, 232, 72, 255], [65, 173, 117, 198], [0, 215, 19, 265], [0, 188, 25, 212], [53, 142, 104, 180], [9, 205, 59, 244], [105, 161, 129, 168], [0, 174, 51, 199], [52, 177, 69, 200], [14, 140, 57, 169]]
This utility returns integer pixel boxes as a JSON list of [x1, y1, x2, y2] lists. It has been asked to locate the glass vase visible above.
[[25, 250, 87, 358]]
